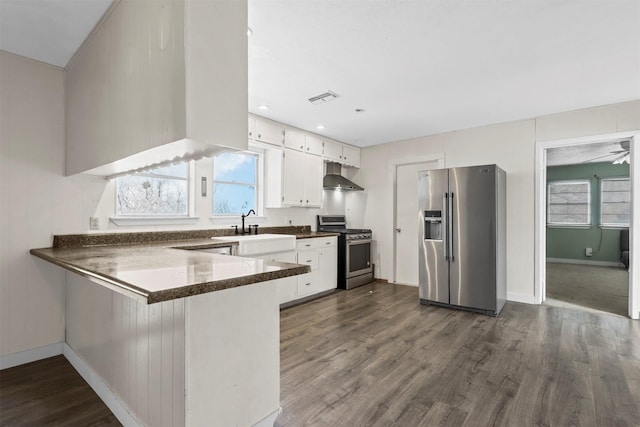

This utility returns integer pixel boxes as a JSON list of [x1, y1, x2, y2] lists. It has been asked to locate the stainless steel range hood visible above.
[[323, 162, 364, 191]]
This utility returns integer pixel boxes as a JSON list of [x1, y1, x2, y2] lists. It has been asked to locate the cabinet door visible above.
[[297, 248, 319, 270], [297, 272, 319, 297], [323, 139, 343, 162], [303, 154, 323, 207], [282, 148, 306, 206], [248, 116, 255, 142], [284, 130, 305, 151], [255, 119, 283, 146], [342, 145, 360, 167], [305, 135, 323, 156], [318, 245, 338, 291]]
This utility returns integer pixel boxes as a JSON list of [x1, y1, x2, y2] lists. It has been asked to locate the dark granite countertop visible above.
[[29, 226, 329, 304]]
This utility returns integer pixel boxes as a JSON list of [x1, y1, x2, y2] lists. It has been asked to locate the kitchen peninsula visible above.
[[29, 227, 321, 427]]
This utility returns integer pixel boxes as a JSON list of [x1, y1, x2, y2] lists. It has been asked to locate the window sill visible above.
[[110, 217, 200, 227], [546, 224, 591, 230], [599, 225, 630, 230]]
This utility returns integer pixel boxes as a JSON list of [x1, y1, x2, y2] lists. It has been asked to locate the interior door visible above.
[[394, 161, 439, 286]]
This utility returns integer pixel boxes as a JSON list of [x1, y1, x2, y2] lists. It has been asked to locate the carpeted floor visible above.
[[545, 262, 629, 317]]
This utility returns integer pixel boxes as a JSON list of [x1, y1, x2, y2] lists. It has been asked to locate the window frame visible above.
[[211, 148, 263, 218], [546, 179, 592, 228], [114, 162, 194, 219], [599, 177, 630, 228]]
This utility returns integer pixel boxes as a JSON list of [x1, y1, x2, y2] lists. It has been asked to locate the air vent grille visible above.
[[308, 91, 340, 105]]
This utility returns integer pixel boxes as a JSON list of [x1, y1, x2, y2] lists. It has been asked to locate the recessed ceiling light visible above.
[[316, 125, 325, 130], [247, 27, 253, 37], [258, 105, 269, 110]]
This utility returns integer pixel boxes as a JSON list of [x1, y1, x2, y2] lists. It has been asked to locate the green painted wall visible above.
[[546, 162, 629, 263]]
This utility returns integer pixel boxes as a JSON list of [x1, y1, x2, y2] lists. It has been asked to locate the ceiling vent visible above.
[[308, 90, 340, 105]]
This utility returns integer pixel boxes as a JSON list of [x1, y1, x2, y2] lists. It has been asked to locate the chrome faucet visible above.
[[240, 209, 256, 235]]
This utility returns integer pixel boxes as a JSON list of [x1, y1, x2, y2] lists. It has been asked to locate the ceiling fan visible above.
[[584, 140, 630, 165]]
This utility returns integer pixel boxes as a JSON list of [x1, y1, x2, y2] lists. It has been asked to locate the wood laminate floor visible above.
[[277, 281, 640, 426], [0, 355, 120, 426], [2, 282, 639, 426]]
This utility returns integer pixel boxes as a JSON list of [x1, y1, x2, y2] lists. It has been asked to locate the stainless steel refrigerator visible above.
[[418, 164, 507, 316]]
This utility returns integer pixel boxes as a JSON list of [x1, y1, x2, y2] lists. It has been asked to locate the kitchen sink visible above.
[[211, 234, 296, 256]]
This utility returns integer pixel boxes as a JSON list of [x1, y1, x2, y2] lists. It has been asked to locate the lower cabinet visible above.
[[278, 236, 337, 305]]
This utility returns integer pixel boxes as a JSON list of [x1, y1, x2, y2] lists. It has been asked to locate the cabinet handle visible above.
[[326, 242, 331, 245], [306, 260, 312, 263], [257, 134, 261, 138], [249, 132, 252, 136], [305, 283, 311, 286], [300, 145, 304, 149], [300, 199, 303, 203], [305, 244, 311, 247]]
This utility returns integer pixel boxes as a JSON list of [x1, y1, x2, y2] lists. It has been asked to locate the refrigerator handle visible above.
[[443, 193, 449, 260], [449, 192, 455, 262]]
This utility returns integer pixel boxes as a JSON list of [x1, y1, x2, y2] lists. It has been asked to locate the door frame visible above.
[[534, 130, 639, 319], [389, 154, 445, 285]]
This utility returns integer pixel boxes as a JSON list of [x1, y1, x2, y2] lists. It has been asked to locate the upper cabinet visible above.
[[65, 0, 248, 177], [324, 138, 360, 168], [283, 130, 322, 156], [255, 118, 284, 146]]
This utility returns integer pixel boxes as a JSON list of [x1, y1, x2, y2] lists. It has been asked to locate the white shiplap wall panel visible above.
[[66, 275, 185, 427]]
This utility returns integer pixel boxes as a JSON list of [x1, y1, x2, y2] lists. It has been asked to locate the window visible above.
[[547, 180, 591, 226], [212, 151, 258, 215], [116, 163, 189, 216], [600, 178, 630, 227]]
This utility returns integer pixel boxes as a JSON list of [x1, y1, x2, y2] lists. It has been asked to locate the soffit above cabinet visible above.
[[65, 0, 248, 177]]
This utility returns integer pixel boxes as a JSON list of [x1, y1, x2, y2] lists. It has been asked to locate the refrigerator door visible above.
[[418, 169, 449, 304], [449, 165, 497, 311]]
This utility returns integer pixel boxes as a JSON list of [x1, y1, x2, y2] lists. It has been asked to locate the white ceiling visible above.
[[1, 0, 638, 147]]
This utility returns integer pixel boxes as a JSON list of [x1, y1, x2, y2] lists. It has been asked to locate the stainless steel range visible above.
[[317, 215, 373, 290]]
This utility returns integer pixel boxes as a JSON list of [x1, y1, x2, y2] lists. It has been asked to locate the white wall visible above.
[[349, 99, 640, 303], [0, 52, 109, 357]]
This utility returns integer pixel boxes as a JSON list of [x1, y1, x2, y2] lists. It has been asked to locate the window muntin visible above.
[[116, 163, 189, 216], [600, 178, 630, 227], [547, 180, 591, 226], [212, 152, 258, 215]]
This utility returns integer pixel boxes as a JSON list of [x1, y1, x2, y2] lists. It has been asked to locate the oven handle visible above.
[[346, 239, 372, 246]]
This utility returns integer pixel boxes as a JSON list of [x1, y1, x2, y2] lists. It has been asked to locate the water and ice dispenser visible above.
[[423, 210, 442, 241]]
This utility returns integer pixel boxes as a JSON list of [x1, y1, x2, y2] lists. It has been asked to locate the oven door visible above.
[[346, 239, 372, 278]]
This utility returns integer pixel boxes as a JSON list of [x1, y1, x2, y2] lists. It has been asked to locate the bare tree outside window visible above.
[[116, 163, 189, 216]]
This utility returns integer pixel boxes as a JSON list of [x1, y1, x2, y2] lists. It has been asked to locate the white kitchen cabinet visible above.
[[323, 138, 360, 168], [318, 244, 338, 291], [255, 119, 284, 146], [282, 148, 307, 205], [265, 147, 323, 208], [305, 135, 324, 156], [284, 129, 306, 151], [292, 237, 337, 300], [66, 0, 248, 176], [248, 116, 255, 142], [341, 144, 361, 167], [284, 130, 323, 156]]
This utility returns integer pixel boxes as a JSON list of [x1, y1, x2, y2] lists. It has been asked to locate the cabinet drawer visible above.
[[297, 273, 318, 296], [297, 237, 336, 250], [297, 250, 319, 270]]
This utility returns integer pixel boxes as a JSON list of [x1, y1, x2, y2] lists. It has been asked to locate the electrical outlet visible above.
[[585, 247, 593, 257], [90, 217, 100, 230]]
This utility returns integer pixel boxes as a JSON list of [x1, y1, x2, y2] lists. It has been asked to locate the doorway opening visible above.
[[535, 131, 639, 319], [390, 155, 444, 286]]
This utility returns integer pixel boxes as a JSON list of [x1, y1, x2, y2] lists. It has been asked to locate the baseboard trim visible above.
[[547, 258, 624, 267], [507, 292, 536, 305], [0, 342, 63, 370], [63, 344, 141, 427], [253, 407, 282, 427]]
